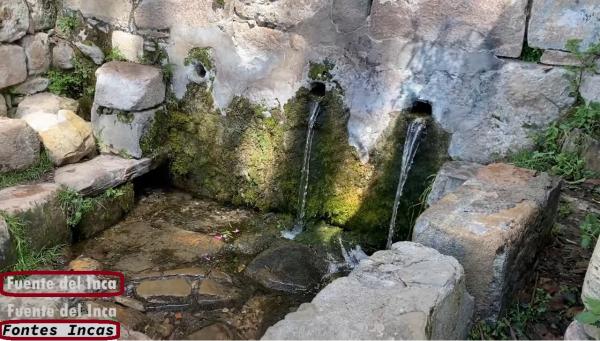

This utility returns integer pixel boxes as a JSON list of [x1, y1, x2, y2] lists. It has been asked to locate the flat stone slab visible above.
[[136, 278, 192, 299], [0, 183, 68, 251], [427, 161, 483, 206], [413, 163, 561, 321], [54, 155, 152, 196], [262, 242, 474, 340]]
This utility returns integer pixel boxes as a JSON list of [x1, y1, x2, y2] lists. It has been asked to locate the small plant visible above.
[[558, 201, 573, 219], [56, 12, 78, 35], [577, 298, 600, 327], [566, 39, 600, 93], [48, 56, 97, 98], [521, 43, 543, 63], [58, 189, 94, 228], [103, 187, 125, 200], [212, 0, 225, 9], [0, 150, 53, 190], [105, 47, 126, 62], [184, 47, 214, 71], [580, 213, 600, 249], [308, 60, 334, 81]]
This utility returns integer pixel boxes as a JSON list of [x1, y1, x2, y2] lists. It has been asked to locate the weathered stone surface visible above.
[[75, 41, 104, 65], [427, 161, 483, 206], [186, 323, 240, 340], [0, 117, 40, 173], [111, 31, 144, 62], [0, 184, 68, 251], [92, 104, 161, 159], [68, 256, 102, 271], [262, 242, 474, 340], [16, 92, 79, 120], [0, 96, 7, 116], [0, 219, 16, 270], [0, 45, 27, 89], [25, 110, 95, 166], [26, 0, 58, 31], [54, 155, 152, 196], [234, 0, 325, 31], [562, 129, 600, 174], [134, 0, 222, 30], [196, 278, 242, 309], [564, 320, 592, 340], [421, 61, 575, 163], [528, 0, 600, 51], [11, 76, 49, 95], [0, 0, 29, 43], [115, 296, 145, 312], [369, 0, 528, 57], [245, 243, 326, 293], [52, 40, 75, 69], [136, 278, 192, 299], [63, 0, 132, 28], [21, 33, 50, 75], [581, 73, 600, 105], [94, 62, 165, 111], [77, 183, 134, 239], [540, 50, 582, 67], [331, 0, 370, 33], [413, 163, 561, 321]]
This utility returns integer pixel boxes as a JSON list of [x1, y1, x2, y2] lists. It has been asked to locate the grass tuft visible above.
[[0, 151, 54, 190]]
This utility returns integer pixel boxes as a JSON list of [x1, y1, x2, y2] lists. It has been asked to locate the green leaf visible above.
[[576, 311, 600, 325]]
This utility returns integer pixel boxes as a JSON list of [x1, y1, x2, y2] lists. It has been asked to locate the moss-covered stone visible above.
[[167, 83, 449, 250], [76, 183, 134, 240]]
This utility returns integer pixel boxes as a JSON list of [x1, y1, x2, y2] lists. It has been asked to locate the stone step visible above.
[[54, 155, 152, 196], [262, 242, 474, 340], [413, 163, 561, 321]]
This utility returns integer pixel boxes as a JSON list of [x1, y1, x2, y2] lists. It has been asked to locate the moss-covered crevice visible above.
[[166, 83, 449, 250]]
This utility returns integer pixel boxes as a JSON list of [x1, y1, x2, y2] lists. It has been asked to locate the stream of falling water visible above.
[[282, 101, 321, 239], [386, 117, 427, 249]]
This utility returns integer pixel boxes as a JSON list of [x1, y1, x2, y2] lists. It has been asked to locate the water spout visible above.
[[282, 101, 321, 239], [386, 117, 427, 249]]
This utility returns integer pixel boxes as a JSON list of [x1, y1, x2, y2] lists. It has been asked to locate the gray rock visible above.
[[16, 92, 79, 119], [427, 161, 483, 206], [75, 41, 104, 65], [25, 0, 58, 31], [0, 184, 69, 252], [134, 0, 224, 30], [413, 163, 561, 321], [11, 76, 49, 95], [564, 320, 592, 340], [528, 0, 600, 50], [262, 242, 474, 340], [0, 117, 40, 173], [94, 62, 165, 111], [245, 243, 326, 293], [331, 0, 370, 33], [52, 40, 75, 69], [0, 0, 29, 43], [540, 50, 582, 67], [0, 45, 27, 89], [22, 33, 51, 75], [0, 219, 16, 270], [0, 96, 7, 117], [54, 155, 152, 196], [111, 30, 144, 62], [62, 0, 132, 28], [562, 129, 600, 174], [91, 104, 161, 159], [581, 72, 600, 105], [369, 0, 528, 57]]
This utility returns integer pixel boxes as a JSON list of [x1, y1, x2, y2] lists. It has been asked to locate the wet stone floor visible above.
[[60, 189, 342, 340]]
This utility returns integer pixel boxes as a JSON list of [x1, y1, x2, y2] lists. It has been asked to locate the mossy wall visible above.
[[165, 84, 449, 249]]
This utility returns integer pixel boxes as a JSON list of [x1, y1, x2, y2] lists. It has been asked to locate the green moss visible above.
[[116, 111, 134, 124], [0, 150, 54, 190], [184, 47, 214, 71], [47, 56, 97, 99], [105, 47, 126, 62], [212, 0, 225, 9], [521, 43, 543, 63], [56, 12, 79, 36], [76, 183, 134, 240], [308, 60, 334, 81]]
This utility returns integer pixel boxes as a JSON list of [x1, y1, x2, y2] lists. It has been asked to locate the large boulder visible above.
[[94, 62, 165, 111], [427, 161, 483, 206], [262, 242, 474, 340], [528, 0, 600, 50], [54, 155, 152, 196], [21, 33, 51, 75], [51, 40, 75, 69], [413, 163, 561, 321], [245, 243, 326, 293], [62, 0, 132, 28], [0, 184, 68, 252], [369, 0, 528, 57], [0, 117, 40, 173], [91, 104, 161, 159], [0, 0, 29, 43], [25, 0, 58, 31], [0, 45, 27, 89], [18, 109, 95, 166]]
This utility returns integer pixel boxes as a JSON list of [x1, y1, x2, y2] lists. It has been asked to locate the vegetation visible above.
[[577, 298, 600, 327], [0, 212, 63, 271], [566, 39, 600, 93], [0, 151, 53, 190], [470, 288, 551, 340], [308, 61, 334, 81], [184, 47, 214, 71], [58, 186, 130, 229], [521, 43, 543, 63], [212, 0, 225, 9], [56, 12, 79, 35], [48, 56, 97, 98], [581, 213, 600, 249], [105, 47, 126, 62]]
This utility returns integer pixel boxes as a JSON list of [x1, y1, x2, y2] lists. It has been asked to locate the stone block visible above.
[[21, 32, 51, 75], [0, 0, 29, 43], [413, 163, 561, 321], [62, 0, 132, 28], [427, 161, 483, 206], [0, 117, 40, 173], [111, 30, 144, 62], [0, 45, 27, 89]]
